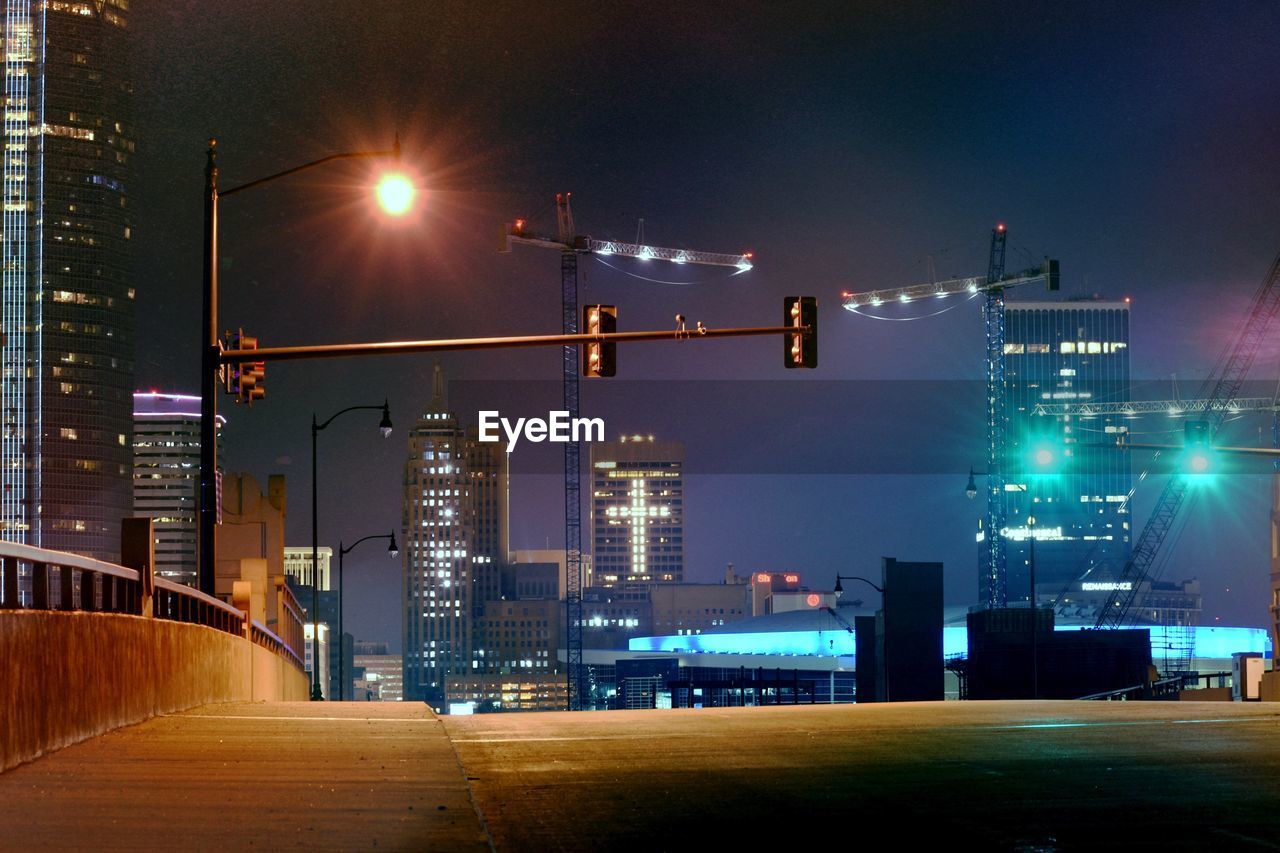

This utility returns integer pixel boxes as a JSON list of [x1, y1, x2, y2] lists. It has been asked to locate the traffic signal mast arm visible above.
[[1095, 248, 1280, 629], [840, 259, 1058, 309], [217, 319, 814, 365]]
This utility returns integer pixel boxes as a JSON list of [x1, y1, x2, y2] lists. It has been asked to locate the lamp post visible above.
[[833, 574, 883, 597], [311, 402, 393, 700], [199, 137, 408, 597], [336, 532, 398, 701]]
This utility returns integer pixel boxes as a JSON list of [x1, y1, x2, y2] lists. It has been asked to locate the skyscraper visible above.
[[590, 436, 684, 587], [1003, 299, 1132, 611], [2, 2, 135, 559], [132, 392, 216, 586], [401, 368, 508, 707]]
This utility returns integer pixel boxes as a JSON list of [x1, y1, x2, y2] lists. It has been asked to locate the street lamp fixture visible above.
[[336, 531, 399, 701], [965, 467, 980, 500], [199, 138, 409, 599], [310, 400, 394, 700], [376, 173, 416, 216], [833, 574, 883, 598]]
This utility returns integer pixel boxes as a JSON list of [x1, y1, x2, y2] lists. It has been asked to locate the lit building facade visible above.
[[284, 546, 332, 592], [401, 368, 508, 707], [2, 2, 135, 559], [591, 436, 684, 586], [1003, 299, 1132, 609], [132, 393, 218, 586]]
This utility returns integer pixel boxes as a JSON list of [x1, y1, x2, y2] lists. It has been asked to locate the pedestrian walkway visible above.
[[0, 701, 490, 851]]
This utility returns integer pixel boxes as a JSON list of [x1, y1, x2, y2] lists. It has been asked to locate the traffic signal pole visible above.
[[218, 322, 812, 365]]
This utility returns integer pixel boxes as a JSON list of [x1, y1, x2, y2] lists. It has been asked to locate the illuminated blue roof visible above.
[[630, 625, 1272, 660]]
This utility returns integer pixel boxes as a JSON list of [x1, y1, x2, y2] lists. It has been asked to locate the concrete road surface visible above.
[[445, 701, 1280, 851], [0, 702, 489, 851]]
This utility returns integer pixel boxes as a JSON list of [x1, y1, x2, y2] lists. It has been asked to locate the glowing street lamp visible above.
[[200, 138, 409, 599], [376, 172, 415, 216]]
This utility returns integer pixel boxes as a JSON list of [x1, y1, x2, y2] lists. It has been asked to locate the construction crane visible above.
[[1095, 249, 1280, 628], [1034, 398, 1280, 417], [501, 193, 752, 710], [842, 226, 1060, 609]]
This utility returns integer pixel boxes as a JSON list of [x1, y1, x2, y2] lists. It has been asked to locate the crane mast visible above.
[[1096, 248, 1280, 628], [502, 194, 751, 710], [982, 226, 1009, 608]]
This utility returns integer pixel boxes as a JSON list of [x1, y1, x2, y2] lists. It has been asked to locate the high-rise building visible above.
[[132, 393, 218, 586], [1003, 299, 1132, 610], [401, 368, 508, 707], [590, 436, 684, 586], [1, 2, 135, 560]]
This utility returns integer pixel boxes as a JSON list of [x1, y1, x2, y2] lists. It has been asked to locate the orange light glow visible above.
[[755, 573, 770, 583], [805, 593, 820, 607], [375, 173, 415, 216]]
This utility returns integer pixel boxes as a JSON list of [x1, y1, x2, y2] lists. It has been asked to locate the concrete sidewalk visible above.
[[0, 701, 490, 851]]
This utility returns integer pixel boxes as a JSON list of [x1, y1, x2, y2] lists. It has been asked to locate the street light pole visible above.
[[198, 141, 220, 596], [311, 402, 393, 700], [197, 138, 404, 600], [336, 532, 398, 701], [1028, 514, 1038, 701]]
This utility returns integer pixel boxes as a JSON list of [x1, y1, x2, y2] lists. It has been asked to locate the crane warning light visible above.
[[996, 223, 1006, 232]]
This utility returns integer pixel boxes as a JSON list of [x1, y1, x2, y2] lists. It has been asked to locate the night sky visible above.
[[130, 2, 1280, 648]]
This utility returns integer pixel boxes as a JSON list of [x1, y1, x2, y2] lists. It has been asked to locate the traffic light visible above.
[[582, 304, 616, 377], [1024, 437, 1066, 478], [784, 296, 817, 368], [1182, 421, 1215, 478], [224, 329, 266, 404]]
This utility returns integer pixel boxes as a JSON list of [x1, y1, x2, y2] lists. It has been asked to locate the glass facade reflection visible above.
[[2, 1, 134, 559]]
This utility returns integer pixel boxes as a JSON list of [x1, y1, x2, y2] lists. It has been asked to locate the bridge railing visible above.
[[0, 537, 295, 662]]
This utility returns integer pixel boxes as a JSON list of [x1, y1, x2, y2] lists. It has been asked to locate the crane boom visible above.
[[840, 260, 1058, 309], [1096, 248, 1280, 628], [1034, 397, 1279, 417]]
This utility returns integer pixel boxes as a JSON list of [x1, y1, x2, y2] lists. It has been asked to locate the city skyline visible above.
[[5, 0, 1268, 645]]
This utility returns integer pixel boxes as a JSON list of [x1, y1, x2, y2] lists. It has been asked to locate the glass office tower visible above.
[[2, 1, 134, 559], [1003, 299, 1132, 613]]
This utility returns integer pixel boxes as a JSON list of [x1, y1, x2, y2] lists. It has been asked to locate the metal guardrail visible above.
[[0, 540, 301, 669], [1078, 671, 1233, 701]]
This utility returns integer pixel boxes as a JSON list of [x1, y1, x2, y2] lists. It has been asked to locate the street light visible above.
[[336, 531, 398, 700], [376, 173, 415, 216], [311, 401, 393, 700], [199, 138, 411, 598], [829, 573, 880, 594]]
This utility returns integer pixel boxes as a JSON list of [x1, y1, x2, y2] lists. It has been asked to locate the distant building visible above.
[[354, 652, 403, 702], [133, 392, 222, 586], [648, 582, 751, 635], [304, 623, 329, 693], [591, 436, 684, 586], [401, 366, 509, 708], [582, 586, 653, 649], [446, 673, 568, 712], [284, 546, 332, 592], [1002, 298, 1132, 610], [478, 599, 559, 674], [510, 548, 592, 598], [749, 572, 803, 616]]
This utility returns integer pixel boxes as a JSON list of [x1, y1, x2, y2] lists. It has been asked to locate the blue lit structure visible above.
[[630, 625, 1271, 661]]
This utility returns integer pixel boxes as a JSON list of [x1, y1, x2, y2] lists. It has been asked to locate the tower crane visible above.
[[500, 193, 752, 710], [1095, 249, 1280, 628], [842, 226, 1060, 609]]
